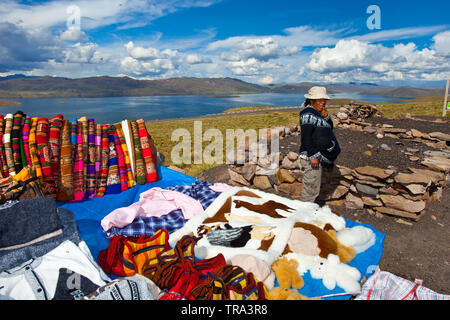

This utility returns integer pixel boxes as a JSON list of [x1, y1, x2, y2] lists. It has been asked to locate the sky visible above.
[[0, 0, 449, 87]]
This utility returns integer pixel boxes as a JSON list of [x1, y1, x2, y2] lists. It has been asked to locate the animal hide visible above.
[[169, 187, 348, 266]]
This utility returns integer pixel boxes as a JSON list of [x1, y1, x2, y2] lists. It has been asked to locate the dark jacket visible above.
[[299, 105, 341, 164]]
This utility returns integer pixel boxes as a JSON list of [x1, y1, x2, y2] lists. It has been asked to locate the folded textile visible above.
[[85, 274, 160, 300], [69, 118, 77, 161], [48, 115, 64, 188], [36, 118, 57, 198], [28, 117, 42, 178], [0, 207, 82, 271], [95, 124, 102, 178], [97, 235, 127, 277], [112, 128, 128, 192], [114, 122, 134, 188], [86, 119, 97, 198], [121, 120, 135, 177], [105, 129, 121, 195], [100, 187, 204, 231], [166, 180, 222, 210], [73, 118, 86, 201], [11, 111, 25, 174], [3, 114, 15, 176], [122, 229, 169, 276], [136, 119, 157, 183], [57, 119, 74, 201], [0, 240, 109, 300], [0, 197, 62, 250], [0, 115, 8, 178], [130, 120, 146, 185], [21, 116, 32, 167], [106, 209, 187, 238], [95, 124, 110, 197]]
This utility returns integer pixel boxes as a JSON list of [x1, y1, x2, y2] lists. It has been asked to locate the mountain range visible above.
[[0, 75, 445, 99]]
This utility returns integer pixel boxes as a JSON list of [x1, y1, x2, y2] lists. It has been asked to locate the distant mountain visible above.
[[360, 86, 446, 98], [0, 76, 268, 98], [0, 75, 444, 99], [0, 74, 39, 82]]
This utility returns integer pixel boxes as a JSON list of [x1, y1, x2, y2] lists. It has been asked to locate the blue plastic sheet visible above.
[[57, 165, 385, 299]]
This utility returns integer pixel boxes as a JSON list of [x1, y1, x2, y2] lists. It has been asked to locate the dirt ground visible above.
[[196, 115, 450, 295]]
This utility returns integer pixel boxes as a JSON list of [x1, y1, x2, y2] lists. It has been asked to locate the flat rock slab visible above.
[[355, 166, 396, 180], [379, 194, 426, 213]]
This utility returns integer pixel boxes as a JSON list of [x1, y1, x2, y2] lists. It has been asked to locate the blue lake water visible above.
[[1, 92, 403, 123]]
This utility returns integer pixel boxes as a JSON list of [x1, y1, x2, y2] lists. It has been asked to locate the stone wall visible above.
[[227, 121, 449, 222]]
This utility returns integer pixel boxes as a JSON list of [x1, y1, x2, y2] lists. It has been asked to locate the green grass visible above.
[[146, 111, 299, 176], [377, 95, 449, 119]]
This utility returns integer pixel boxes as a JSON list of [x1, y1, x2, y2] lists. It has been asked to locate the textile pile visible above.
[[0, 111, 158, 203]]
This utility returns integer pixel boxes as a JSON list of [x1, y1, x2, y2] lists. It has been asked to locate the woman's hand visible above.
[[310, 158, 320, 168], [320, 108, 329, 118]]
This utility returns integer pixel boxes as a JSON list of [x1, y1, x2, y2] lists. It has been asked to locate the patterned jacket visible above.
[[299, 105, 341, 164]]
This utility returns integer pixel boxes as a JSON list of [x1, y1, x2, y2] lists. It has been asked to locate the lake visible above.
[[1, 92, 402, 123]]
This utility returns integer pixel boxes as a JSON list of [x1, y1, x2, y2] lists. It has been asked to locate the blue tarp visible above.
[[57, 164, 385, 300]]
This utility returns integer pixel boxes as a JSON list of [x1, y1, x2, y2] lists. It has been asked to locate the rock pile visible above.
[[334, 102, 382, 122]]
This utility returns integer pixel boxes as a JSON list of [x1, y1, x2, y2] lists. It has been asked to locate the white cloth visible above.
[[0, 240, 109, 300]]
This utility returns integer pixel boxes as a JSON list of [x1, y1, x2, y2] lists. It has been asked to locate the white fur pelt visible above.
[[168, 186, 348, 266]]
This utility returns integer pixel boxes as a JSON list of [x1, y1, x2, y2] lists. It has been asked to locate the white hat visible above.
[[304, 86, 330, 100]]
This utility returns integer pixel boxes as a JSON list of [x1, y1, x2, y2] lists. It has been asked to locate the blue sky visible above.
[[0, 0, 449, 87]]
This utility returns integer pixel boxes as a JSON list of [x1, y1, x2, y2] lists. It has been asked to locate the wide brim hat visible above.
[[304, 86, 330, 100]]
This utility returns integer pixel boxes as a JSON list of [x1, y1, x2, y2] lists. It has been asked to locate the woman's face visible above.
[[312, 99, 327, 111]]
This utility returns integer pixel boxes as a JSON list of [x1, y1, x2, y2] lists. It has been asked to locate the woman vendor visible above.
[[299, 86, 341, 203]]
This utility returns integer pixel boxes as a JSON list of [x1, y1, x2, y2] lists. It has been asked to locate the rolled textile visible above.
[[3, 114, 15, 176], [0, 115, 8, 178], [28, 117, 42, 178], [130, 120, 146, 185], [86, 119, 97, 198], [3, 116, 15, 177], [19, 114, 27, 168], [136, 119, 157, 183], [11, 111, 25, 174], [69, 118, 77, 161], [36, 118, 52, 178], [121, 120, 135, 177], [22, 116, 32, 167], [96, 124, 110, 197], [114, 122, 134, 188], [48, 114, 64, 191], [36, 118, 56, 199], [80, 117, 88, 182], [73, 117, 86, 201], [105, 129, 121, 195], [57, 119, 74, 201], [145, 123, 158, 166], [112, 129, 128, 192], [95, 124, 102, 179]]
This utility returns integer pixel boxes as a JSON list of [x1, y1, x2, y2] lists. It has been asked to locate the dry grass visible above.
[[0, 99, 22, 107]]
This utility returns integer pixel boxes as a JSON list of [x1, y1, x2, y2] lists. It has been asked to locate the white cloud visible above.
[[304, 39, 450, 83], [185, 53, 212, 64], [433, 30, 450, 56], [59, 27, 88, 42], [64, 42, 107, 64]]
